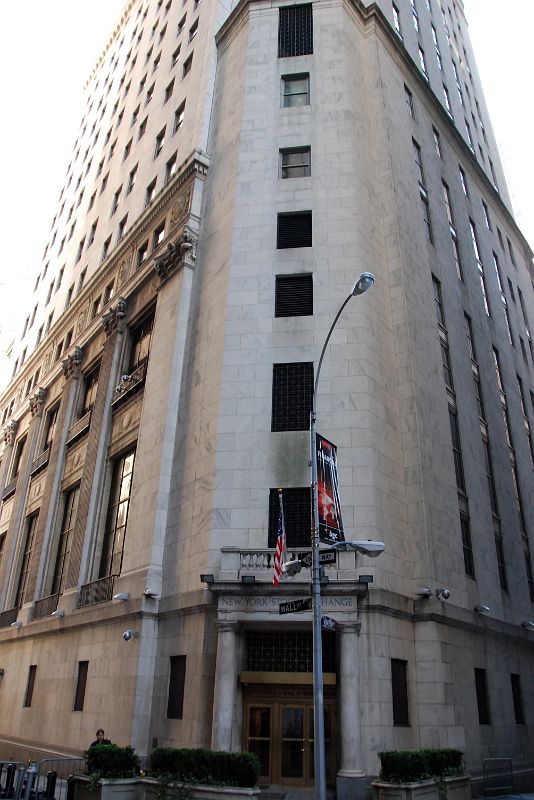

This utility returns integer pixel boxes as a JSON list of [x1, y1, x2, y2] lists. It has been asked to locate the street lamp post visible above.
[[310, 272, 376, 800]]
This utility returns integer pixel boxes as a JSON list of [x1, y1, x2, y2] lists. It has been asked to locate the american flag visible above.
[[273, 490, 286, 586]]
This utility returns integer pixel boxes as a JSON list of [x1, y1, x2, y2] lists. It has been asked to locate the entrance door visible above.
[[245, 699, 335, 787]]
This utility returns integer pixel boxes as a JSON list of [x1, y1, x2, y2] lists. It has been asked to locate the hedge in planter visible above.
[[86, 744, 140, 779], [378, 749, 464, 783], [150, 748, 260, 788]]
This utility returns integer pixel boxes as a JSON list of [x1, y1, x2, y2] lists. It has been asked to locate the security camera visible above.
[[143, 588, 158, 598], [474, 604, 491, 614], [415, 587, 432, 599], [436, 588, 451, 600], [113, 592, 129, 602], [123, 629, 138, 641], [121, 375, 132, 382]]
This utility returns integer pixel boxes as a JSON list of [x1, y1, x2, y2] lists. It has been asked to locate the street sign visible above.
[[279, 597, 313, 615], [299, 550, 337, 568], [321, 615, 336, 631]]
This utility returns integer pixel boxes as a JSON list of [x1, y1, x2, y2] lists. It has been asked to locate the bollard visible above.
[[22, 763, 38, 800], [13, 767, 26, 800], [44, 772, 56, 800], [65, 776, 76, 800], [3, 763, 17, 799]]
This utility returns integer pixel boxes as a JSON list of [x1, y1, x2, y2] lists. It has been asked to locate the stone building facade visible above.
[[1, 0, 533, 794]]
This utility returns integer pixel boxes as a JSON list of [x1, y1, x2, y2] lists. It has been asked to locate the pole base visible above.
[[336, 772, 368, 800]]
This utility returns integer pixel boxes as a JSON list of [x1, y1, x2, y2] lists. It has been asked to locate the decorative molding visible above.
[[102, 298, 127, 337], [62, 347, 84, 380], [29, 388, 47, 418], [153, 226, 198, 283], [3, 420, 19, 447]]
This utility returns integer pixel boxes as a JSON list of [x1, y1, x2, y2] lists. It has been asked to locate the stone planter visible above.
[[372, 778, 439, 800], [137, 778, 260, 800], [438, 775, 471, 800], [73, 776, 137, 800]]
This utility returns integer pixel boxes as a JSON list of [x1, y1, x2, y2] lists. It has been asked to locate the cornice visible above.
[[84, 0, 137, 90]]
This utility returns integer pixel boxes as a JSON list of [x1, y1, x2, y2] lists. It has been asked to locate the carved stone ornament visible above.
[[153, 227, 197, 282], [62, 346, 84, 380], [29, 388, 47, 418], [3, 420, 19, 447], [102, 297, 127, 336], [170, 188, 192, 225]]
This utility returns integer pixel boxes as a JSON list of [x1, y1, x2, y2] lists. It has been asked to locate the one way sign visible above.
[[279, 597, 313, 615]]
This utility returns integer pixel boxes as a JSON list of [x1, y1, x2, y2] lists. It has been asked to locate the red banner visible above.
[[316, 434, 345, 544]]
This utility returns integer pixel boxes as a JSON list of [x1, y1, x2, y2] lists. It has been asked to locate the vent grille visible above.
[[272, 362, 313, 431], [277, 211, 312, 249], [269, 487, 311, 548], [275, 274, 313, 317], [278, 5, 313, 58], [247, 630, 335, 672]]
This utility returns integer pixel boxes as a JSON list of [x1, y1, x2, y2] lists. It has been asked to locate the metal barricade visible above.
[[0, 762, 26, 799], [36, 760, 85, 800], [483, 757, 515, 797]]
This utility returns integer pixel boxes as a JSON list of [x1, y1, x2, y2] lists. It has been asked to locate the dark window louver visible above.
[[271, 361, 313, 431], [278, 5, 313, 57], [269, 487, 311, 548], [391, 659, 409, 726], [277, 211, 312, 249], [275, 274, 313, 317]]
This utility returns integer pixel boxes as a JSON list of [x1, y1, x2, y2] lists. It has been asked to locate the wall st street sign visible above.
[[279, 597, 313, 615]]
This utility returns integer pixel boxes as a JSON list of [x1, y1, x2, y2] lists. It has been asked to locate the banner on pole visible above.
[[316, 434, 345, 544]]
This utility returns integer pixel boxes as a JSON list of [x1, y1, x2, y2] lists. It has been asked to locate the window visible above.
[[460, 510, 475, 577], [172, 45, 181, 67], [153, 221, 166, 248], [177, 14, 186, 35], [174, 101, 186, 132], [474, 668, 491, 725], [278, 4, 313, 57], [138, 117, 148, 139], [167, 655, 186, 719], [131, 104, 140, 126], [164, 79, 175, 103], [182, 53, 193, 77], [277, 211, 312, 249], [51, 487, 79, 595], [77, 268, 87, 294], [24, 665, 37, 708], [101, 235, 112, 263], [88, 191, 96, 211], [268, 487, 311, 548], [495, 533, 508, 592], [87, 221, 97, 248], [188, 19, 198, 41], [410, 0, 419, 30], [418, 46, 428, 79], [145, 179, 157, 207], [137, 240, 149, 267], [153, 53, 161, 72], [145, 82, 155, 104], [271, 362, 313, 431], [43, 404, 59, 451], [433, 127, 442, 158], [154, 128, 166, 158], [165, 153, 178, 182], [481, 199, 491, 230], [111, 186, 122, 217], [126, 164, 138, 195], [511, 674, 525, 724], [15, 514, 38, 609], [99, 450, 136, 578], [108, 139, 116, 160], [392, 4, 402, 38], [104, 282, 114, 304], [129, 311, 155, 371], [280, 147, 311, 178], [282, 74, 310, 108], [73, 661, 89, 712], [443, 84, 453, 118], [507, 237, 516, 267], [117, 215, 128, 241], [159, 23, 167, 42], [404, 85, 415, 119], [391, 659, 409, 725], [100, 172, 109, 194], [75, 237, 85, 263], [82, 364, 100, 413], [123, 138, 132, 161], [459, 165, 468, 196], [432, 25, 442, 70], [275, 274, 313, 317]]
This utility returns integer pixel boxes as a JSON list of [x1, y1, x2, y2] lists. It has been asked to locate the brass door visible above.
[[245, 698, 335, 787]]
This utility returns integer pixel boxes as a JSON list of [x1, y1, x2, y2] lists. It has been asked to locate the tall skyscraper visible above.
[[0, 0, 533, 793]]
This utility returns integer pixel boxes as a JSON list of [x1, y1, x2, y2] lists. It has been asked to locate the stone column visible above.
[[0, 421, 19, 493], [337, 622, 366, 800], [211, 621, 240, 752]]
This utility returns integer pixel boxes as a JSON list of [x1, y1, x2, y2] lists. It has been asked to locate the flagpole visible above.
[[310, 273, 375, 800]]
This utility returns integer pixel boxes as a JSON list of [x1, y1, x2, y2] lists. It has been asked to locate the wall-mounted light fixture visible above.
[[113, 592, 129, 602], [51, 609, 65, 618], [11, 621, 22, 629]]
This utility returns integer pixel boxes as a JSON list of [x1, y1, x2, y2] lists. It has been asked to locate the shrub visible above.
[[150, 748, 260, 788], [378, 749, 464, 783], [85, 744, 140, 779]]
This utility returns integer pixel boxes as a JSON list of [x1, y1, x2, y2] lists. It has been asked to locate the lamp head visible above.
[[521, 619, 534, 631], [331, 539, 385, 557], [281, 559, 303, 577], [435, 587, 451, 600], [122, 630, 138, 641], [51, 609, 65, 618], [474, 604, 491, 614], [113, 592, 129, 602], [415, 587, 432, 599], [11, 621, 22, 629], [351, 272, 375, 297]]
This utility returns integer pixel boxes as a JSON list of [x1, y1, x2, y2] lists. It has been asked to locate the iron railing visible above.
[[30, 448, 51, 477], [111, 362, 148, 408], [1, 477, 17, 501], [78, 575, 116, 607], [66, 411, 92, 446], [33, 593, 60, 620], [0, 607, 19, 629]]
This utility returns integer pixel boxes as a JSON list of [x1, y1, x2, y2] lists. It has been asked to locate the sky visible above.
[[0, 0, 533, 391]]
